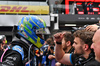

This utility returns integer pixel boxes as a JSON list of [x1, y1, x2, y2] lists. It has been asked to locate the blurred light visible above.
[[65, 24, 76, 26]]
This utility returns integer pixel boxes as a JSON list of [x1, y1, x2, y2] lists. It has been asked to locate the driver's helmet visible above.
[[17, 16, 49, 48]]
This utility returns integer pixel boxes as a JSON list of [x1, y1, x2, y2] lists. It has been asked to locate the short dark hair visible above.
[[73, 30, 94, 48], [46, 37, 54, 45], [62, 31, 74, 45]]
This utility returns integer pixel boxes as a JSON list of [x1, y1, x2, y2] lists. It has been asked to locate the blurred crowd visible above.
[[0, 16, 100, 66]]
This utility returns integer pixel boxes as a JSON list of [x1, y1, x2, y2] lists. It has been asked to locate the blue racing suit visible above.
[[0, 40, 34, 66]]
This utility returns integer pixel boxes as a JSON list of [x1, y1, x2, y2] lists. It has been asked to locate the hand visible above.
[[54, 33, 63, 43], [55, 62, 61, 66], [85, 25, 99, 32], [48, 55, 55, 60], [40, 52, 43, 55], [36, 54, 40, 57]]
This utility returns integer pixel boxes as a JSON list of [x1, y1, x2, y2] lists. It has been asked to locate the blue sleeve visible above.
[[12, 45, 24, 60], [70, 53, 73, 64]]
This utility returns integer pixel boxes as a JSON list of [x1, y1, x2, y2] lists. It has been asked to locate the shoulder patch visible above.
[[12, 45, 24, 60]]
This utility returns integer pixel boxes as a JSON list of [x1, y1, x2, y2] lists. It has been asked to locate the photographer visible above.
[[43, 37, 55, 66]]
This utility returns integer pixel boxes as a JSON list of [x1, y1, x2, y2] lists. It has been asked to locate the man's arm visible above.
[[54, 33, 72, 65], [55, 43, 72, 65]]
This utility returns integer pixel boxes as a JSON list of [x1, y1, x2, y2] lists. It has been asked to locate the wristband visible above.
[[98, 26, 100, 29], [56, 42, 62, 45]]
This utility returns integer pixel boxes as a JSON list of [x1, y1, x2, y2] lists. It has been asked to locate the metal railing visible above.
[[50, 4, 75, 14]]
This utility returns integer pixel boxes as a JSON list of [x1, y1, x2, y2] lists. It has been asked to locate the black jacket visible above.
[[71, 51, 100, 66], [0, 49, 23, 66], [0, 40, 34, 66]]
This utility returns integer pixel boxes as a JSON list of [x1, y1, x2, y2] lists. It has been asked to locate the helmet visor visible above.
[[36, 27, 50, 35]]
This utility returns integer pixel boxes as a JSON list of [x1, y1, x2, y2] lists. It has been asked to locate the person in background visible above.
[[55, 31, 74, 66], [54, 30, 100, 66], [41, 41, 49, 66], [0, 35, 7, 54], [0, 37, 4, 57], [91, 29, 100, 62], [43, 37, 55, 66], [58, 0, 65, 14], [83, 2, 88, 14], [73, 1, 78, 14], [35, 48, 43, 66], [88, 2, 93, 14], [54, 1, 59, 14]]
